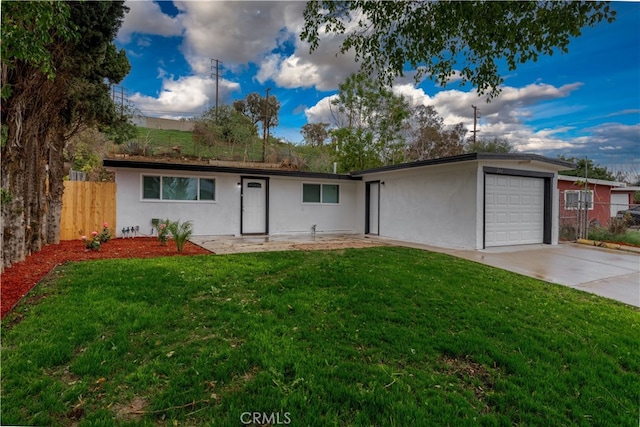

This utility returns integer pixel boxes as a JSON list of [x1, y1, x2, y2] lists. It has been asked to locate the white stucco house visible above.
[[104, 153, 573, 250]]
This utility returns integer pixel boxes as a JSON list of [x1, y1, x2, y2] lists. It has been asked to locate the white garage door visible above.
[[485, 174, 544, 247]]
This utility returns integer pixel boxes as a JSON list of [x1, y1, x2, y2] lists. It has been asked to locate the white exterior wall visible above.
[[268, 177, 361, 235], [112, 168, 360, 237], [114, 168, 242, 237], [364, 162, 479, 249]]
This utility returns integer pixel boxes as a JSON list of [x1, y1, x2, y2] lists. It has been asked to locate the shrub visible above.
[[120, 141, 149, 156], [168, 220, 193, 252], [157, 219, 171, 246], [608, 217, 628, 235], [559, 223, 577, 241], [82, 231, 101, 251], [98, 222, 112, 243]]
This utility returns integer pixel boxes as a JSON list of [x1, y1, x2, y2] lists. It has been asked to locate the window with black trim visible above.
[[302, 183, 339, 204], [142, 175, 215, 201]]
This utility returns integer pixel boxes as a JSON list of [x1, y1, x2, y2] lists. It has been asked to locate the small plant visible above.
[[157, 219, 171, 246], [168, 219, 193, 252], [119, 140, 149, 156], [559, 223, 577, 241], [1, 188, 13, 205], [608, 217, 628, 235], [82, 231, 101, 251], [97, 222, 112, 243]]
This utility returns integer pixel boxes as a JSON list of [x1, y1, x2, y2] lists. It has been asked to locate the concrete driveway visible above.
[[395, 240, 640, 308], [191, 235, 639, 308]]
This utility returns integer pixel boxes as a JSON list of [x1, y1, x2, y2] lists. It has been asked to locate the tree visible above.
[[233, 92, 281, 161], [65, 128, 115, 182], [614, 171, 640, 187], [330, 73, 410, 171], [1, 1, 130, 269], [559, 157, 615, 181], [465, 137, 515, 154], [101, 96, 139, 145], [194, 104, 259, 159], [404, 105, 467, 160], [233, 92, 280, 130], [302, 1, 616, 98], [301, 122, 330, 147]]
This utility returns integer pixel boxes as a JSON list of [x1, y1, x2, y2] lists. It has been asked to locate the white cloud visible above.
[[256, 49, 359, 91], [304, 95, 338, 124], [130, 75, 240, 119], [302, 80, 605, 159], [118, 1, 183, 43], [174, 2, 306, 71], [119, 1, 363, 93]]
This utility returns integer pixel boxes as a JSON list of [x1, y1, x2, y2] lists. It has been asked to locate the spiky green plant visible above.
[[168, 219, 193, 252]]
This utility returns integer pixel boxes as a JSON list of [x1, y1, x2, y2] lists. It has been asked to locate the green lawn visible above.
[[132, 127, 264, 161], [588, 228, 640, 247], [1, 247, 638, 426], [134, 127, 199, 157]]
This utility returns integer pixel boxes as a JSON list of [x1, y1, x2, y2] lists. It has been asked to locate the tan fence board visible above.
[[60, 181, 116, 240]]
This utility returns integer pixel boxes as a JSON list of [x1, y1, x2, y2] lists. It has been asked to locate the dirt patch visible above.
[[439, 354, 499, 412], [113, 396, 149, 421]]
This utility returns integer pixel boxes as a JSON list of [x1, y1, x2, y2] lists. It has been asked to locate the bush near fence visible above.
[[559, 192, 638, 240]]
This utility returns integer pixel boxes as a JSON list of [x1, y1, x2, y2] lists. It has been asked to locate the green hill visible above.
[[114, 127, 333, 172]]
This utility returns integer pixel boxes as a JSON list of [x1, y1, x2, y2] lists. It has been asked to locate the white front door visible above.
[[242, 178, 267, 234]]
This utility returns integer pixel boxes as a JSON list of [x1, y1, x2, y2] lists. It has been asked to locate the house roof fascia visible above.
[[611, 186, 640, 192], [350, 153, 575, 176], [557, 174, 627, 187], [103, 159, 361, 181]]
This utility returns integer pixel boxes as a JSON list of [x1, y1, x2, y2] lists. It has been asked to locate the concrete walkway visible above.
[[190, 235, 640, 308], [190, 234, 387, 255]]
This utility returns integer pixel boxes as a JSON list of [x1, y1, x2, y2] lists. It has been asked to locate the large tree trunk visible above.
[[2, 2, 129, 272], [1, 148, 27, 271], [1, 68, 66, 270], [45, 128, 67, 245]]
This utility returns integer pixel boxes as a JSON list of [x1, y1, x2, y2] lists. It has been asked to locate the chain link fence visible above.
[[559, 190, 636, 240]]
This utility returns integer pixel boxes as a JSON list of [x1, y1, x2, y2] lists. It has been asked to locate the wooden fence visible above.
[[60, 181, 116, 240]]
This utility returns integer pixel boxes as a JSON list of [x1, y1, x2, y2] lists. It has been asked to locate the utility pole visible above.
[[262, 87, 270, 162], [582, 156, 590, 239], [210, 58, 222, 120], [470, 105, 479, 144]]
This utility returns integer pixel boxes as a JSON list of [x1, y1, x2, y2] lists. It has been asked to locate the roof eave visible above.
[[103, 158, 361, 181], [350, 153, 575, 176]]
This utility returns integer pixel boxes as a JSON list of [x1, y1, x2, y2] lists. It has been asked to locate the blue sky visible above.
[[115, 1, 640, 176]]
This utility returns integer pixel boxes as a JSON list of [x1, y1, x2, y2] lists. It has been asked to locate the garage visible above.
[[485, 173, 545, 247]]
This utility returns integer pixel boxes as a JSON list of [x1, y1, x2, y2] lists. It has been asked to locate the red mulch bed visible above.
[[1, 238, 210, 319]]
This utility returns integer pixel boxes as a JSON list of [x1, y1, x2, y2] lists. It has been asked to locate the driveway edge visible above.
[[576, 238, 640, 254]]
